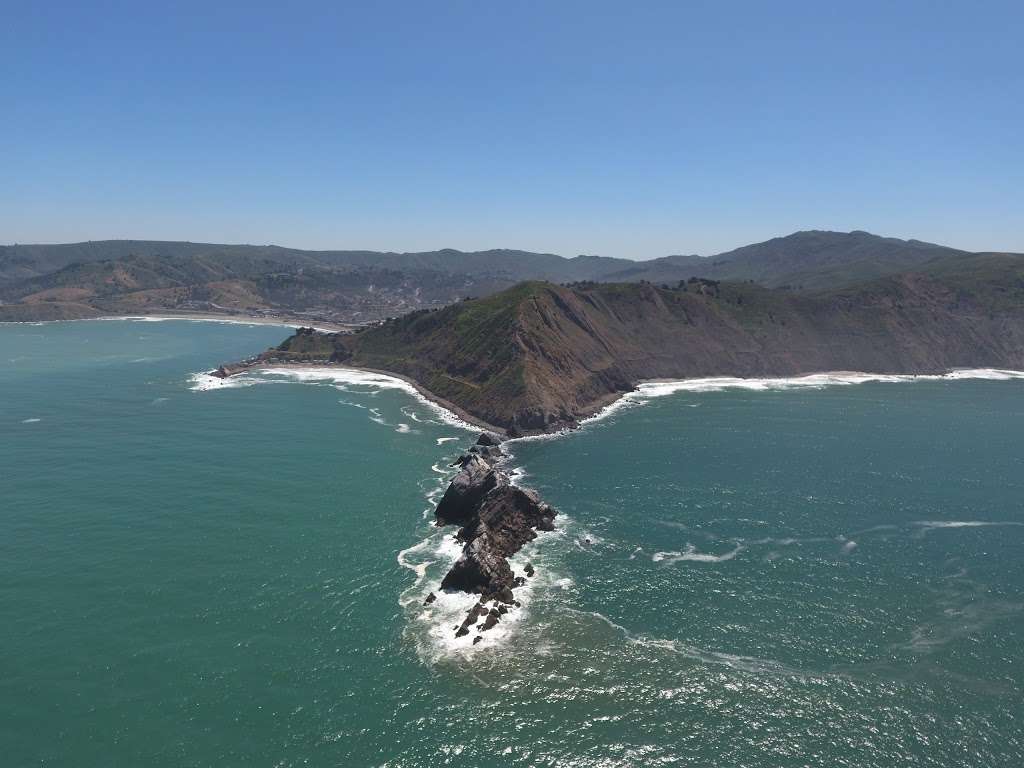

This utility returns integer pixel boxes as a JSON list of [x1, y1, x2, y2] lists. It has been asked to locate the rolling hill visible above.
[[598, 230, 971, 289]]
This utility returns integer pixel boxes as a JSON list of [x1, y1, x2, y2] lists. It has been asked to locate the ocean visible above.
[[2, 319, 1023, 767]]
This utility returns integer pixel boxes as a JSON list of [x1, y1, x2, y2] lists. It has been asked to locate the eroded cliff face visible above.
[[251, 255, 1024, 435]]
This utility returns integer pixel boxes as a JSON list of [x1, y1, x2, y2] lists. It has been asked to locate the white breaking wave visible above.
[[21, 418, 41, 424], [573, 369, 1024, 429], [436, 436, 460, 445], [913, 520, 1024, 531], [187, 372, 267, 391], [636, 369, 1024, 395], [651, 543, 744, 564], [188, 365, 478, 432], [246, 367, 478, 432], [398, 528, 551, 661]]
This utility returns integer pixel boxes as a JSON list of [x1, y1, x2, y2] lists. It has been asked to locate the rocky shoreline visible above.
[[424, 431, 557, 643]]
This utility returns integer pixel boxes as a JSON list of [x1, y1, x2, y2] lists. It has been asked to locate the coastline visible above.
[[212, 359, 1024, 441], [0, 311, 354, 333], [244, 362, 506, 434]]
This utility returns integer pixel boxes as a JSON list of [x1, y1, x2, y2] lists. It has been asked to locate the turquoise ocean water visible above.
[[2, 319, 1023, 766]]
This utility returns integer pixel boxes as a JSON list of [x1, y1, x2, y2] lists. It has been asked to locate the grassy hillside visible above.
[[262, 255, 1024, 433]]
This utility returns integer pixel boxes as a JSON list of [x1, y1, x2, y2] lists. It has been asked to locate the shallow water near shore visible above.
[[3, 320, 1024, 766]]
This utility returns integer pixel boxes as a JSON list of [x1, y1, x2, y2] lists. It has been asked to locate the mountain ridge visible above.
[[3, 231, 1021, 325]]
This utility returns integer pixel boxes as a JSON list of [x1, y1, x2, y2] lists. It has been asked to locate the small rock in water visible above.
[[476, 431, 502, 447], [480, 612, 500, 631], [497, 604, 509, 615], [424, 592, 436, 605], [524, 562, 535, 577], [473, 636, 482, 645], [455, 626, 470, 638]]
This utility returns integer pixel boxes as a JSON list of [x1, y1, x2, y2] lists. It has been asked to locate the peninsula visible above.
[[216, 250, 1024, 435]]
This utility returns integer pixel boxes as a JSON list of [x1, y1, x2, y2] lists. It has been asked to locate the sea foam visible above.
[[651, 543, 744, 564], [575, 369, 1024, 430], [252, 367, 478, 432]]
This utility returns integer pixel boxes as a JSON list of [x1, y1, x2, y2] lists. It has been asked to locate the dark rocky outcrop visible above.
[[480, 610, 501, 632], [430, 432, 558, 638], [440, 485, 555, 597], [211, 361, 256, 379], [434, 454, 504, 526], [476, 432, 502, 447]]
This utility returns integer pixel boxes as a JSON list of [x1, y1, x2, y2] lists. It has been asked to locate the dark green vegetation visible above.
[[4, 231, 1019, 324], [601, 230, 973, 289], [264, 253, 1024, 433]]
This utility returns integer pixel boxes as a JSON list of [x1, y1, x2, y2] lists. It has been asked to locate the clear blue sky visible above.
[[2, 1, 1021, 258]]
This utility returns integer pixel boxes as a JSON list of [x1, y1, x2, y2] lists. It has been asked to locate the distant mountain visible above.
[[256, 253, 1024, 434], [0, 241, 636, 323], [0, 252, 517, 324], [0, 240, 634, 284], [598, 230, 972, 289], [1, 232, 1019, 323]]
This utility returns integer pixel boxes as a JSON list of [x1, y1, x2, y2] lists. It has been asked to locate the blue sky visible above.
[[2, 1, 1021, 258]]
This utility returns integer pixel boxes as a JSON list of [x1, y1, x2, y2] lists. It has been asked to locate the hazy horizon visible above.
[[2, 227, 1017, 263], [4, 1, 1021, 257]]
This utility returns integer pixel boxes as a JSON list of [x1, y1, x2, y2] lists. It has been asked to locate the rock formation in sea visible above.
[[433, 432, 557, 639]]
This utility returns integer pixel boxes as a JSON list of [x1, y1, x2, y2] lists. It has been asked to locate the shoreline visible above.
[[244, 362, 506, 434], [0, 311, 355, 333], [214, 361, 1024, 440]]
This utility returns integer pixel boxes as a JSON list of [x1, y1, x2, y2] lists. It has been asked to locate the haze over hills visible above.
[[599, 230, 970, 289], [2, 231, 1020, 324], [0, 240, 632, 284], [0, 240, 634, 323]]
